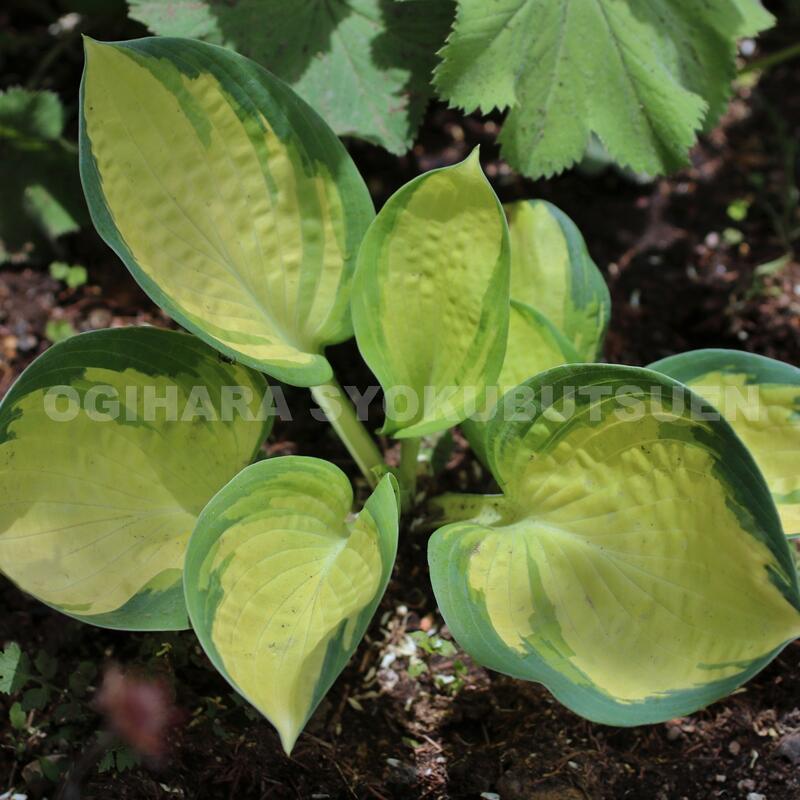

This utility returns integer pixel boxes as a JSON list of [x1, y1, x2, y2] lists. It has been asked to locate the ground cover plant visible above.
[[1, 32, 799, 766], [126, 0, 777, 177], [1, 3, 800, 799]]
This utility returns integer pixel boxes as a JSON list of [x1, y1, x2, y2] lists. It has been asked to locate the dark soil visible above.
[[1, 2, 800, 799]]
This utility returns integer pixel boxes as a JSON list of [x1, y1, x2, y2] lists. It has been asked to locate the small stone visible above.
[[497, 773, 584, 800], [746, 793, 766, 800], [385, 758, 417, 786], [377, 667, 399, 692], [666, 725, 682, 741], [714, 774, 726, 783], [380, 652, 397, 669], [2, 335, 17, 359], [22, 755, 66, 799], [16, 333, 38, 353], [738, 779, 756, 792], [728, 740, 741, 756], [88, 307, 113, 329], [740, 38, 757, 56], [776, 732, 800, 763]]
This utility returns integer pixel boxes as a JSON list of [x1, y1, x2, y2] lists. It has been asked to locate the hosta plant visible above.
[[0, 37, 798, 753]]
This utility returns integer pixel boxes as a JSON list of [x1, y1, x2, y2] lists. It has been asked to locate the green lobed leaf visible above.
[[50, 262, 88, 290], [650, 349, 800, 537], [0, 643, 30, 694], [0, 89, 86, 262], [352, 150, 510, 439], [9, 701, 26, 730], [184, 457, 399, 754], [434, 0, 774, 178], [429, 364, 800, 725], [34, 650, 58, 681], [0, 88, 63, 141], [127, 0, 455, 155], [0, 327, 272, 630], [22, 686, 49, 712], [79, 37, 374, 387]]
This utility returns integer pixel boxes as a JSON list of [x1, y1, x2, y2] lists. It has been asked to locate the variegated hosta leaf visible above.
[[463, 200, 607, 466], [462, 300, 579, 466], [184, 457, 399, 753], [506, 200, 609, 361], [0, 327, 271, 630], [650, 349, 800, 537], [429, 364, 800, 724], [80, 37, 374, 388], [352, 150, 510, 439]]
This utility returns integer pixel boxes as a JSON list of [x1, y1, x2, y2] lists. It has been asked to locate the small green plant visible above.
[[0, 37, 798, 755], [0, 88, 87, 262], [1, 642, 58, 711], [49, 261, 88, 289], [97, 744, 141, 774], [44, 318, 78, 343], [1, 640, 98, 785]]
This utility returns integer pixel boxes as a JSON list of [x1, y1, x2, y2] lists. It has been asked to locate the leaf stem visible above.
[[397, 437, 421, 511], [740, 42, 800, 75], [311, 379, 384, 488]]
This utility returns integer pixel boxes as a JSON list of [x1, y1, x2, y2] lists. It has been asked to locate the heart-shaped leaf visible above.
[[506, 200, 609, 361], [80, 37, 374, 387], [429, 364, 800, 724], [462, 300, 579, 465], [650, 349, 800, 537], [352, 150, 510, 438], [184, 457, 399, 753], [0, 327, 270, 630]]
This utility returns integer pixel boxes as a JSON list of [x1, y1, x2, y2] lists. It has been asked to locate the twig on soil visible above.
[[334, 761, 358, 799], [55, 730, 115, 800]]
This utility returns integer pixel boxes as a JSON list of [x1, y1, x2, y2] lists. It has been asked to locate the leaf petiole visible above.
[[397, 437, 421, 512], [310, 379, 384, 488]]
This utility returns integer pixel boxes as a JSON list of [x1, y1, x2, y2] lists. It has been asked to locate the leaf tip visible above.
[[82, 37, 121, 73], [81, 35, 104, 58], [449, 145, 495, 193], [464, 145, 483, 171], [279, 729, 299, 757], [274, 713, 305, 756]]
